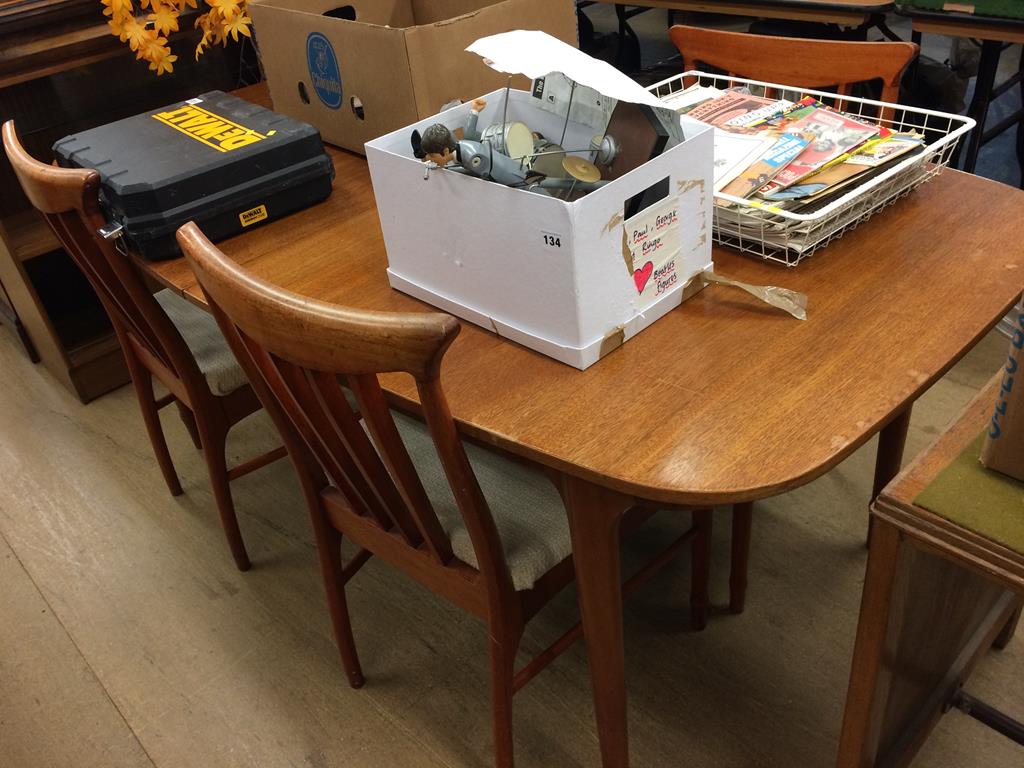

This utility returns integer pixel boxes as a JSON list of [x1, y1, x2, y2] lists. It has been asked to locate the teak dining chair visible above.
[[177, 221, 714, 768], [668, 25, 919, 122], [667, 26, 919, 615], [3, 120, 284, 572]]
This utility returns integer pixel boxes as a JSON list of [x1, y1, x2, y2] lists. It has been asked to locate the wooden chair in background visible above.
[[2, 120, 284, 572], [178, 221, 714, 768], [669, 25, 918, 121], [667, 26, 919, 616]]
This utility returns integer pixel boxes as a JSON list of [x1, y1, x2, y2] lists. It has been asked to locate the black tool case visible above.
[[54, 90, 335, 261]]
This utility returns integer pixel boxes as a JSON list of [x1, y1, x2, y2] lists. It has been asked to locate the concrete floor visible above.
[[2, 9, 1023, 768], [1, 313, 1022, 768]]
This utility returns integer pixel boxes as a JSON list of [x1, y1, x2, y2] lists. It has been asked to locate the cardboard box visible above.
[[249, 0, 579, 154], [981, 307, 1024, 481], [365, 83, 714, 369]]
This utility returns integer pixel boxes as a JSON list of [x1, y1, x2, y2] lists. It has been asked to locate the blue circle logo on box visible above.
[[306, 32, 342, 109]]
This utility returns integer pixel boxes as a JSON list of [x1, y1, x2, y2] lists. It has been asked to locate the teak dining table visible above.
[[139, 85, 1024, 768]]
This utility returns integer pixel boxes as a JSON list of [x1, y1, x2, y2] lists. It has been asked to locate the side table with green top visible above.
[[898, 1, 1024, 186], [837, 371, 1024, 768]]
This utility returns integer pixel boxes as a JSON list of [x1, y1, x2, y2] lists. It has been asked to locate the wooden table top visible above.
[[588, 0, 893, 25], [143, 85, 1024, 507]]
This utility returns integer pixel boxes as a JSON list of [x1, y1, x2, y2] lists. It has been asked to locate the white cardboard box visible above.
[[365, 37, 714, 369]]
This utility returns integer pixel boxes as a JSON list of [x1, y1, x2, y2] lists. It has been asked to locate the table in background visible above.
[[141, 84, 1024, 768], [901, 7, 1024, 186], [838, 376, 1024, 767], [581, 0, 897, 68]]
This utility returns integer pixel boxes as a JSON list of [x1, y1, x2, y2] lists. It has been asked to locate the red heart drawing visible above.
[[633, 261, 654, 293]]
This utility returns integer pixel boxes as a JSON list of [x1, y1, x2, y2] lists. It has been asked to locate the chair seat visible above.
[[391, 410, 572, 591], [155, 290, 248, 396]]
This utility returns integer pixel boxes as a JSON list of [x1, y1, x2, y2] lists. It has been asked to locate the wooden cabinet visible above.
[[0, 210, 126, 401], [0, 3, 256, 401]]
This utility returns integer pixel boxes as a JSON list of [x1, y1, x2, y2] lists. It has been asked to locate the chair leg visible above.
[[176, 401, 202, 449], [196, 416, 251, 572], [319, 528, 364, 689], [488, 631, 520, 768], [994, 604, 1022, 651], [690, 508, 713, 631], [129, 369, 183, 497]]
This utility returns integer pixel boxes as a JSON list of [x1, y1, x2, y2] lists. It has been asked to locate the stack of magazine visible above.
[[677, 87, 925, 209], [664, 84, 930, 255]]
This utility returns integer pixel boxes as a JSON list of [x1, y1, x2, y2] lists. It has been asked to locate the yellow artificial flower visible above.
[[149, 52, 178, 75], [194, 30, 211, 60], [148, 2, 180, 35], [101, 0, 134, 18], [123, 16, 149, 50], [107, 16, 129, 40], [222, 12, 251, 41], [102, 0, 250, 73], [208, 0, 241, 21], [136, 31, 170, 62]]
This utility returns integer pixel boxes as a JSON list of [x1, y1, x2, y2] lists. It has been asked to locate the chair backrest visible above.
[[668, 25, 918, 118], [2, 120, 206, 396], [176, 221, 517, 602]]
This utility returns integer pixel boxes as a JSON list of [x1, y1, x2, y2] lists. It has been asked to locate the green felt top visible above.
[[898, 1, 1024, 21], [914, 432, 1024, 556]]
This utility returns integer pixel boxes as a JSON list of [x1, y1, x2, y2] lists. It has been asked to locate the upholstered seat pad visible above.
[[391, 410, 572, 591], [155, 289, 248, 396]]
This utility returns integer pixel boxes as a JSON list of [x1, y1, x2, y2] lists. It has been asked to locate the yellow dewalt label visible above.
[[152, 103, 267, 152], [239, 204, 268, 227]]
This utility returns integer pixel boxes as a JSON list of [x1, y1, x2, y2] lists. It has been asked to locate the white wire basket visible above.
[[649, 71, 976, 266]]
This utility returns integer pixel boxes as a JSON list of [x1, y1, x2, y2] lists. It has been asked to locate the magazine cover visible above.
[[686, 91, 778, 128], [758, 97, 819, 130], [760, 133, 924, 201], [718, 133, 811, 201], [722, 99, 793, 129], [770, 108, 878, 187], [712, 131, 777, 191]]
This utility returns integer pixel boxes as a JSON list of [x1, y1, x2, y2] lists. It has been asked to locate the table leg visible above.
[[994, 603, 1022, 650], [908, 30, 923, 89], [615, 4, 642, 72], [873, 407, 913, 501], [561, 475, 634, 768], [690, 508, 712, 631], [960, 40, 1003, 174], [837, 517, 902, 768], [869, 406, 912, 544], [730, 502, 753, 615]]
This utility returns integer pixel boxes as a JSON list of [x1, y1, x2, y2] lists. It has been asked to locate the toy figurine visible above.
[[463, 98, 487, 141], [456, 140, 532, 186], [415, 123, 459, 165], [412, 98, 489, 168]]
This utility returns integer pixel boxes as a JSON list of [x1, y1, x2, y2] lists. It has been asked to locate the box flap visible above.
[[410, 0, 499, 25], [403, 0, 577, 118], [250, 0, 415, 28]]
